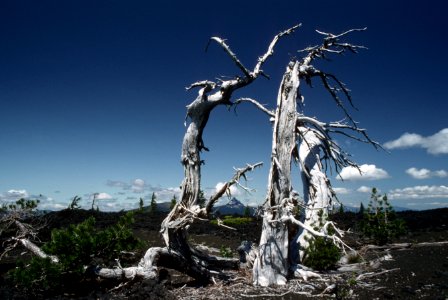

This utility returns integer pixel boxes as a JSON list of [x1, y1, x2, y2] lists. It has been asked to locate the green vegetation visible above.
[[243, 205, 251, 217], [360, 188, 406, 245], [170, 195, 177, 209], [302, 236, 341, 271], [219, 245, 233, 258], [302, 210, 341, 271], [139, 197, 144, 211], [1, 198, 40, 212], [210, 216, 253, 226], [359, 202, 365, 215], [150, 193, 157, 213], [10, 212, 142, 291]]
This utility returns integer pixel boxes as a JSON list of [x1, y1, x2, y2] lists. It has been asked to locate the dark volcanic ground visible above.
[[1, 208, 447, 299]]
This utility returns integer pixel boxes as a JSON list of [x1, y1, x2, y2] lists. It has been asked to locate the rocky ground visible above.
[[1, 208, 447, 299]]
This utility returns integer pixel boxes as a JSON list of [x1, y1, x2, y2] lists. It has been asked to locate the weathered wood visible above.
[[157, 26, 300, 283], [250, 27, 378, 286], [293, 127, 335, 262], [253, 61, 300, 286]]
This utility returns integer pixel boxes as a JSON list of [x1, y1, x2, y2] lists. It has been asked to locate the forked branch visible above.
[[204, 162, 263, 215]]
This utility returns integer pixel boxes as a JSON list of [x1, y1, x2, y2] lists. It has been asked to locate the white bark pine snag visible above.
[[2, 25, 384, 290], [239, 27, 380, 286]]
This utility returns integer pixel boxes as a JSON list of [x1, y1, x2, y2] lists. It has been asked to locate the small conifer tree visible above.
[[244, 205, 251, 217], [139, 197, 144, 211], [359, 202, 365, 215], [197, 189, 206, 208], [150, 193, 157, 213], [170, 195, 177, 210], [361, 188, 406, 245]]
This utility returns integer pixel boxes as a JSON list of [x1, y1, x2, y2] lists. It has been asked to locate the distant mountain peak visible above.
[[227, 198, 244, 208]]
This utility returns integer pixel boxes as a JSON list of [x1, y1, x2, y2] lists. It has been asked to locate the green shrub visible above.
[[360, 188, 406, 245], [10, 212, 142, 291], [1, 198, 40, 212], [11, 257, 63, 291], [210, 216, 252, 226], [302, 210, 341, 270], [219, 245, 233, 258], [302, 236, 341, 270]]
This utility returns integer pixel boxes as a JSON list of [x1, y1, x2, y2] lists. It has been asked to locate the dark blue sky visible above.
[[1, 0, 447, 210]]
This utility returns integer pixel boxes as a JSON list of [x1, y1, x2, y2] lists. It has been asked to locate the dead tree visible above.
[[238, 28, 379, 286], [97, 25, 300, 282], [0, 25, 300, 285]]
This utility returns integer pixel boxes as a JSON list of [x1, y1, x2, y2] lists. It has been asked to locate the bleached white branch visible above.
[[208, 37, 252, 78], [205, 162, 263, 215], [316, 27, 367, 39], [12, 237, 59, 263], [234, 97, 275, 118], [252, 24, 301, 77]]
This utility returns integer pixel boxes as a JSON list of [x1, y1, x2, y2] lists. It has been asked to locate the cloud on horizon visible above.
[[333, 187, 351, 194], [406, 167, 448, 179], [388, 185, 448, 200], [357, 186, 372, 193], [384, 128, 448, 155], [96, 192, 113, 200], [337, 164, 389, 181], [0, 189, 29, 202]]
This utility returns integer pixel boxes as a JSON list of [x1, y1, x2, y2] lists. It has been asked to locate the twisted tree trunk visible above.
[[293, 127, 334, 262], [253, 61, 300, 286]]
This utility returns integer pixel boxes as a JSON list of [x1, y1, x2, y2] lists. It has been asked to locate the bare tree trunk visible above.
[[253, 61, 300, 286], [156, 26, 299, 283], [249, 28, 378, 286], [292, 127, 334, 262], [159, 89, 237, 282]]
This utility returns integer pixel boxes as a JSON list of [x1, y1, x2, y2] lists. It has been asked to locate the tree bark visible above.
[[253, 61, 300, 286], [293, 127, 334, 262]]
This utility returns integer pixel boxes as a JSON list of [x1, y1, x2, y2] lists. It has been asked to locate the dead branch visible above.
[[252, 24, 301, 77], [234, 97, 275, 118], [12, 237, 59, 263], [208, 37, 252, 78], [204, 162, 263, 215], [356, 268, 400, 281], [297, 28, 367, 126]]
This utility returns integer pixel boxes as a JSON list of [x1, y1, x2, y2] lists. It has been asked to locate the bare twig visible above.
[[205, 162, 263, 215]]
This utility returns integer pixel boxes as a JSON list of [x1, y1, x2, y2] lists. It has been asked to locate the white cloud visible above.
[[406, 167, 431, 179], [0, 190, 65, 211], [337, 164, 389, 181], [151, 187, 182, 202], [357, 186, 372, 193], [0, 189, 29, 202], [96, 192, 113, 200], [39, 202, 66, 210], [132, 179, 146, 193], [107, 180, 131, 189], [434, 170, 448, 178], [215, 182, 241, 197], [333, 187, 351, 194], [384, 133, 424, 149], [426, 202, 448, 206], [384, 128, 448, 155], [406, 167, 448, 179], [388, 185, 448, 200]]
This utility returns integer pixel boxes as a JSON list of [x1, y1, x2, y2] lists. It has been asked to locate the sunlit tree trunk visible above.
[[253, 61, 300, 286], [293, 127, 334, 262]]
